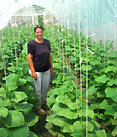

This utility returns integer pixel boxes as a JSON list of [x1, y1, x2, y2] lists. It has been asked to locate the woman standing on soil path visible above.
[[28, 25, 53, 114]]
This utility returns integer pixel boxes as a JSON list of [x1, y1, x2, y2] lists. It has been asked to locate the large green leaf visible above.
[[11, 91, 28, 103], [6, 73, 18, 90], [96, 113, 104, 120], [23, 76, 34, 82], [97, 91, 105, 97], [14, 102, 33, 112], [83, 121, 94, 131], [107, 78, 117, 86], [18, 85, 34, 93], [88, 85, 97, 96], [7, 66, 15, 72], [105, 107, 116, 116], [53, 118, 69, 128], [6, 124, 29, 137], [7, 65, 23, 73], [90, 60, 100, 65], [92, 120, 100, 129], [100, 99, 109, 109], [46, 94, 56, 106], [57, 133, 64, 137], [0, 87, 6, 98], [90, 103, 100, 110], [46, 115, 56, 123], [95, 75, 110, 83], [28, 131, 38, 137], [2, 110, 24, 128], [0, 98, 11, 107], [45, 122, 53, 130], [105, 66, 117, 73], [0, 107, 8, 118], [0, 128, 8, 137], [73, 121, 82, 129], [23, 113, 38, 127], [56, 95, 71, 105], [114, 112, 117, 119], [68, 102, 76, 110], [58, 108, 77, 119], [82, 64, 93, 71], [18, 78, 27, 86], [110, 119, 117, 125], [51, 103, 66, 113], [96, 130, 106, 137], [71, 129, 82, 137], [111, 126, 117, 136], [61, 125, 74, 133], [105, 87, 117, 102], [78, 109, 94, 118]]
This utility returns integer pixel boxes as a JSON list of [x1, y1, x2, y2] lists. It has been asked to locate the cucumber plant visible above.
[[44, 25, 117, 137]]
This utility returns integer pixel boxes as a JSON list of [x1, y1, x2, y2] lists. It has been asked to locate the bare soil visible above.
[[30, 109, 54, 137]]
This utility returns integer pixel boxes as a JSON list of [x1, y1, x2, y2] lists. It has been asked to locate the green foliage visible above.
[[2, 110, 25, 128], [5, 124, 29, 137], [0, 128, 8, 137], [38, 15, 44, 25], [44, 25, 117, 137], [0, 24, 117, 137], [0, 26, 39, 137]]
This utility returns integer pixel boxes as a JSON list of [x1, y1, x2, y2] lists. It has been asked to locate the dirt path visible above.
[[30, 110, 54, 137]]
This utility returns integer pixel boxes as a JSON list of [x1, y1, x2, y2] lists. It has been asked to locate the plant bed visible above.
[[0, 25, 117, 137]]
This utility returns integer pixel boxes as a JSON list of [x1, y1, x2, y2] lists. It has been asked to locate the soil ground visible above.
[[30, 109, 54, 137]]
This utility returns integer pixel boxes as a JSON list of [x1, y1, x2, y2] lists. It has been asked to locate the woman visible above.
[[28, 25, 53, 114]]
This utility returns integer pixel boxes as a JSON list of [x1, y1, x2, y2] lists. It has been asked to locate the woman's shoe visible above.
[[37, 108, 45, 115]]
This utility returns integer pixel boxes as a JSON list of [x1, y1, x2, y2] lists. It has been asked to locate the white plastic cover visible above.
[[0, 0, 117, 50]]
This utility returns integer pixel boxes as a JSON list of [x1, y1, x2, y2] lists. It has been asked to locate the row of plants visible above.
[[0, 24, 117, 137], [0, 26, 41, 137], [44, 25, 117, 137]]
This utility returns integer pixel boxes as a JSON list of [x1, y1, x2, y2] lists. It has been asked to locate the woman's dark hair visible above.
[[34, 25, 44, 32]]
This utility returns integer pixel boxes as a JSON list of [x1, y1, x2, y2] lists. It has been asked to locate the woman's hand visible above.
[[32, 71, 37, 80], [50, 68, 53, 75], [28, 53, 37, 80]]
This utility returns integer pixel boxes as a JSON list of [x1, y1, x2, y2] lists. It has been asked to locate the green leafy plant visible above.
[[44, 25, 117, 137], [0, 30, 39, 136], [0, 24, 117, 137]]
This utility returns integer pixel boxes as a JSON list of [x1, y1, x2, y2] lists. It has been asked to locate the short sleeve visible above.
[[27, 41, 34, 55]]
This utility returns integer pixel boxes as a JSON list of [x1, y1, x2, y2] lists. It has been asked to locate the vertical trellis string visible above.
[[1, 37, 7, 87], [86, 0, 88, 136], [78, 0, 83, 135], [57, 1, 63, 77]]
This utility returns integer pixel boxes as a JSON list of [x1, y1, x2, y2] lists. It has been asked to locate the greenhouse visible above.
[[0, 0, 117, 137]]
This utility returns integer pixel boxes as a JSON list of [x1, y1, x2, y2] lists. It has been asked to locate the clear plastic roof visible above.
[[0, 0, 117, 50], [0, 0, 54, 29]]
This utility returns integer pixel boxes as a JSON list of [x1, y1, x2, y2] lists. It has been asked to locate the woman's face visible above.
[[35, 28, 43, 39]]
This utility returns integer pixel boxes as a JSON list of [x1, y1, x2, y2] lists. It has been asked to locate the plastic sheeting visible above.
[[0, 0, 54, 29], [45, 0, 117, 50], [0, 0, 117, 50]]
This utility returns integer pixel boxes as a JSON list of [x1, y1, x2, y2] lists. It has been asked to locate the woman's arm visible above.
[[28, 53, 37, 80], [50, 53, 53, 75]]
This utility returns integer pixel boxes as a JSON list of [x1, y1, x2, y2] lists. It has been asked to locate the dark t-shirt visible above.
[[28, 39, 51, 72]]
